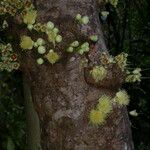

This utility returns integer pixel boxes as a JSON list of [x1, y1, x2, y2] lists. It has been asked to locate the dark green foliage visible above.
[[0, 71, 26, 150]]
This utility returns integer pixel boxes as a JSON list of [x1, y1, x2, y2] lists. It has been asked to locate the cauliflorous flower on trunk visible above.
[[23, 10, 37, 25], [20, 36, 34, 50], [45, 50, 60, 64], [89, 109, 105, 125], [90, 66, 107, 82], [114, 90, 130, 106], [97, 95, 112, 115]]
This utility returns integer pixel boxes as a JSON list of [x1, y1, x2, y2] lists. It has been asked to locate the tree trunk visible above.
[[18, 0, 134, 149], [23, 76, 41, 150]]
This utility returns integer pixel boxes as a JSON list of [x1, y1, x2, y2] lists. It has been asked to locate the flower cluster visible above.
[[75, 14, 89, 25], [19, 6, 62, 65], [20, 35, 34, 50], [89, 35, 98, 42], [23, 10, 37, 26], [100, 52, 128, 71], [0, 0, 32, 16], [125, 68, 142, 83], [46, 21, 62, 46], [114, 90, 130, 106], [90, 66, 107, 82], [20, 35, 60, 65], [90, 95, 112, 125], [100, 52, 114, 65], [30, 21, 62, 47], [17, 2, 93, 65], [89, 89, 130, 126], [114, 53, 128, 71], [67, 41, 90, 55], [87, 52, 129, 83], [44, 50, 60, 64], [0, 43, 19, 72]]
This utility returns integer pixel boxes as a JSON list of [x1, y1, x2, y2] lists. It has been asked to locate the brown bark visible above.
[[14, 0, 134, 149]]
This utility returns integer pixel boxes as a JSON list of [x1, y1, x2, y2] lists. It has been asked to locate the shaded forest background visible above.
[[0, 0, 150, 149]]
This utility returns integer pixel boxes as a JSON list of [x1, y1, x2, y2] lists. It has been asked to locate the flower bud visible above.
[[38, 46, 46, 54], [81, 16, 89, 24], [37, 58, 44, 65], [55, 35, 62, 43], [47, 21, 54, 29]]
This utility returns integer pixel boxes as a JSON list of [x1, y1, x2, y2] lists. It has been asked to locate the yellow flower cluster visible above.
[[99, 52, 128, 71], [114, 90, 130, 106], [100, 52, 114, 65], [115, 52, 128, 71], [45, 50, 60, 64], [125, 68, 142, 83], [31, 21, 63, 47], [89, 90, 130, 126], [0, 0, 24, 16], [23, 10, 37, 25], [20, 35, 34, 50], [90, 110, 105, 125], [76, 14, 89, 25], [20, 12, 63, 65], [20, 35, 60, 65], [67, 41, 90, 55], [97, 95, 113, 114], [89, 95, 112, 125], [90, 66, 107, 82]]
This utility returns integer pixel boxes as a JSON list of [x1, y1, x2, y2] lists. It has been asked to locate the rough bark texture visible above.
[[16, 0, 134, 149]]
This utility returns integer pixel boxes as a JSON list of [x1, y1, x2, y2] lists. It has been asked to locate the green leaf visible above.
[[7, 137, 15, 150]]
